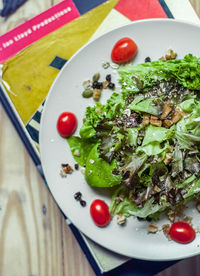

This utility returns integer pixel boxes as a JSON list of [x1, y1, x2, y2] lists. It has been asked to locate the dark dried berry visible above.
[[92, 81, 97, 88], [74, 163, 79, 170], [80, 200, 86, 207], [108, 82, 115, 89], [74, 192, 82, 201], [137, 217, 145, 221], [145, 57, 151, 63], [93, 81, 103, 89], [106, 74, 111, 82], [146, 216, 152, 222]]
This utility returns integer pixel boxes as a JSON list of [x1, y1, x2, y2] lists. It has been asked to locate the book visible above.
[[0, 0, 199, 275]]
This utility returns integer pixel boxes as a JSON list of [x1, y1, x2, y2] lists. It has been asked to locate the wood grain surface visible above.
[[0, 1, 200, 276], [0, 103, 94, 276], [0, 0, 95, 275]]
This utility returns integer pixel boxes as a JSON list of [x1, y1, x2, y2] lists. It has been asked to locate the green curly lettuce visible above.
[[118, 54, 200, 96]]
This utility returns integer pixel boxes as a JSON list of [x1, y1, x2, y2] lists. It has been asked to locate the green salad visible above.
[[67, 54, 200, 221]]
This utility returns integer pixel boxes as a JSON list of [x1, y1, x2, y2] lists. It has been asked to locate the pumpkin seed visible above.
[[92, 72, 100, 82], [82, 89, 93, 98]]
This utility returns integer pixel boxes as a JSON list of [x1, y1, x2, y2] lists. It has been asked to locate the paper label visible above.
[[0, 0, 80, 63]]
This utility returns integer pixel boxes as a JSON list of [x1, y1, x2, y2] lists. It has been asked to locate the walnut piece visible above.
[[164, 154, 173, 165], [162, 224, 171, 239], [61, 164, 73, 174], [147, 224, 158, 234], [154, 185, 161, 193], [116, 213, 126, 225], [182, 216, 193, 225], [165, 49, 177, 60], [115, 193, 125, 204], [167, 210, 176, 222], [160, 49, 177, 61]]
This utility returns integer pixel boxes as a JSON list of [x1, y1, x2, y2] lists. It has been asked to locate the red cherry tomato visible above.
[[90, 199, 111, 227], [57, 112, 77, 138], [111, 37, 138, 64], [169, 221, 196, 244]]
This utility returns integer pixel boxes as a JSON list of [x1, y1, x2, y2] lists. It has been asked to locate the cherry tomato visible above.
[[169, 221, 196, 244], [57, 112, 77, 138], [111, 37, 138, 64], [90, 199, 111, 227]]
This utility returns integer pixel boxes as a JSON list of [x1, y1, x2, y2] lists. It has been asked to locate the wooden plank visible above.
[[0, 104, 94, 276], [62, 220, 95, 276], [0, 1, 95, 275], [0, 103, 62, 276]]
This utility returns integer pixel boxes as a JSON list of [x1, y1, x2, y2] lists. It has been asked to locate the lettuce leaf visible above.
[[142, 125, 174, 146], [126, 128, 139, 147], [175, 131, 200, 150], [184, 178, 200, 199], [118, 54, 200, 95], [128, 96, 162, 116], [175, 98, 200, 149], [136, 141, 170, 156], [128, 197, 169, 219], [80, 93, 125, 139], [104, 92, 125, 119], [135, 125, 173, 156], [171, 144, 184, 177], [67, 136, 98, 167], [80, 104, 104, 139], [85, 143, 121, 187], [180, 97, 196, 113], [109, 186, 169, 219]]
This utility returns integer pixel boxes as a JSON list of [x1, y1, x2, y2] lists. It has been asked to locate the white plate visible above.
[[40, 19, 200, 260]]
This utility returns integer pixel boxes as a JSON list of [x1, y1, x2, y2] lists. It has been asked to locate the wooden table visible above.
[[0, 1, 200, 276]]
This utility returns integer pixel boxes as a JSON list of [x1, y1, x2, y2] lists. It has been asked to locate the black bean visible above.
[[74, 163, 79, 170], [106, 74, 111, 82], [145, 56, 151, 63], [108, 82, 115, 89], [80, 200, 86, 207], [92, 81, 103, 89], [74, 192, 82, 201]]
